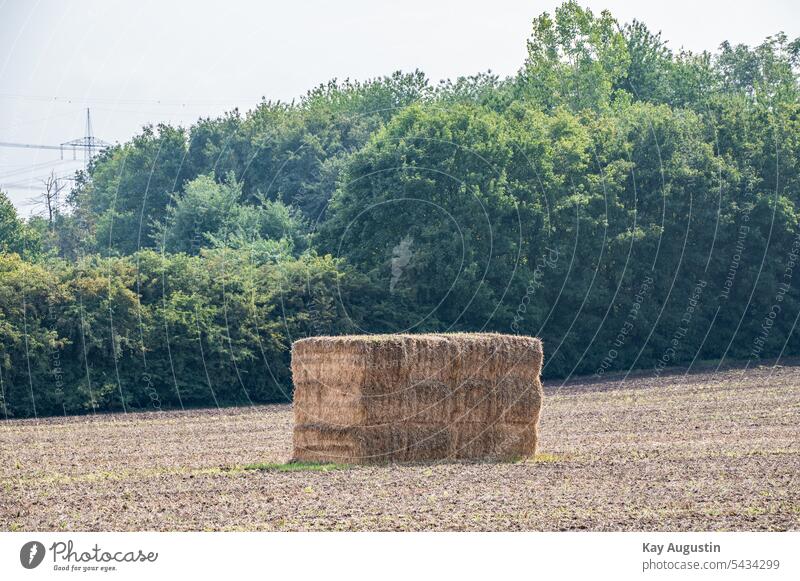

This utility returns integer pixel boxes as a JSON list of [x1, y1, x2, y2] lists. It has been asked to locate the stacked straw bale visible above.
[[292, 333, 543, 464]]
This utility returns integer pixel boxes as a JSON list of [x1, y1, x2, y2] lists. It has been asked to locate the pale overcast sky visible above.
[[1, 0, 798, 213]]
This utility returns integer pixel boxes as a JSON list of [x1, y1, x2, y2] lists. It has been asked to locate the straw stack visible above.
[[292, 333, 543, 464]]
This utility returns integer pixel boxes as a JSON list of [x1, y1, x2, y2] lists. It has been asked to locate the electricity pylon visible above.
[[60, 108, 112, 169]]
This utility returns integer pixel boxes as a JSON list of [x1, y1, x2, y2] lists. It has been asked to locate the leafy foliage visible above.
[[2, 3, 799, 416]]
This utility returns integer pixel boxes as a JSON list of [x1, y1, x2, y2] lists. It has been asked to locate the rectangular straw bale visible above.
[[292, 333, 543, 464]]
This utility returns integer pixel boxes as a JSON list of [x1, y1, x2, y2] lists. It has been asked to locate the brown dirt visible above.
[[1, 364, 798, 531]]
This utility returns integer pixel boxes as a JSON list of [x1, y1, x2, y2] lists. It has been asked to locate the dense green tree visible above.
[[0, 191, 25, 254], [520, 1, 630, 111], [157, 172, 307, 254], [317, 103, 532, 332], [0, 191, 41, 258], [72, 124, 191, 255], [0, 248, 373, 417]]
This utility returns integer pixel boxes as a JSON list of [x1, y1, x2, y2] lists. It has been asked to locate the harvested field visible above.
[[1, 363, 798, 531]]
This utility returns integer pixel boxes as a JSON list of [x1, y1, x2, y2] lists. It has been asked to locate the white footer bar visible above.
[[2, 532, 797, 580]]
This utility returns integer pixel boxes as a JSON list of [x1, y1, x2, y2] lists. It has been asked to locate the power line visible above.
[[0, 92, 260, 107], [0, 140, 65, 152], [1, 176, 75, 192], [0, 158, 76, 180]]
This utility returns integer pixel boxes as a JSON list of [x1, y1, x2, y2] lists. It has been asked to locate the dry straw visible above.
[[292, 333, 543, 464]]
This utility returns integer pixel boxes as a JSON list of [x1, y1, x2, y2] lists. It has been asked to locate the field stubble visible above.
[[1, 364, 798, 531]]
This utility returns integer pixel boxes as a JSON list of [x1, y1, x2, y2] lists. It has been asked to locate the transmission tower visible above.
[[60, 108, 112, 169]]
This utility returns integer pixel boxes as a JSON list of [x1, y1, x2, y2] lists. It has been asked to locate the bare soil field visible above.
[[1, 364, 798, 531]]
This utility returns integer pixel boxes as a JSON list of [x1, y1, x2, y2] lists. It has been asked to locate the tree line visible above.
[[1, 2, 799, 417]]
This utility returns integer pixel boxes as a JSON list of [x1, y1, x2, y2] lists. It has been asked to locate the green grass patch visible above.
[[510, 452, 565, 464], [533, 453, 563, 463], [242, 461, 349, 473]]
